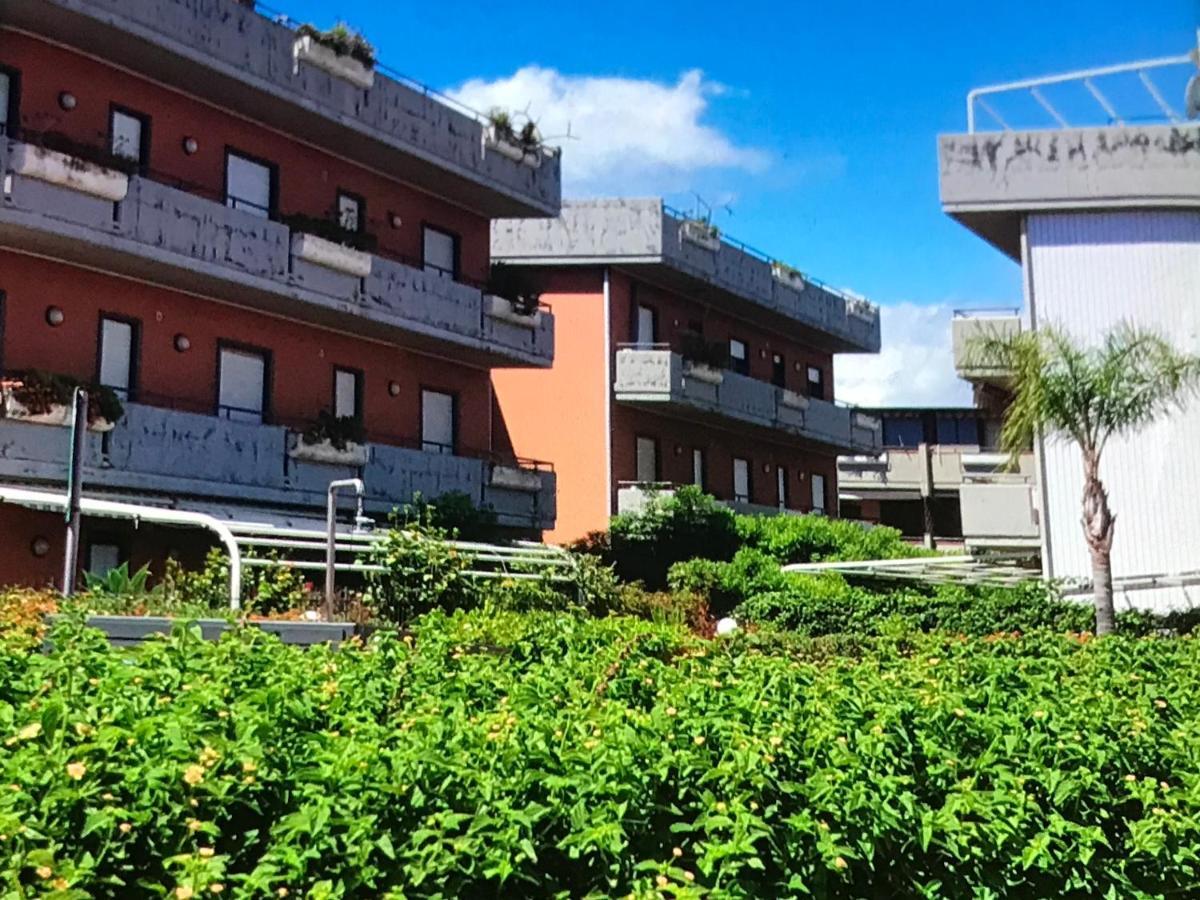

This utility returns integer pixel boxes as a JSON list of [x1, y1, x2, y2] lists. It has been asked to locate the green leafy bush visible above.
[[396, 491, 500, 543], [299, 409, 365, 450], [4, 369, 125, 425], [736, 512, 927, 565], [364, 523, 474, 623], [4, 612, 1200, 896]]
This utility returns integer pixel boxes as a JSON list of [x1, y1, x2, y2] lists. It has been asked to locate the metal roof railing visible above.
[[953, 307, 1021, 319], [966, 34, 1200, 133]]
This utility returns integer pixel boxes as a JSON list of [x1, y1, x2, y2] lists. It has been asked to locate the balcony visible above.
[[492, 199, 880, 353], [613, 348, 880, 453], [6, 0, 560, 218], [0, 139, 553, 368], [0, 403, 555, 531], [951, 309, 1020, 385], [615, 484, 807, 519]]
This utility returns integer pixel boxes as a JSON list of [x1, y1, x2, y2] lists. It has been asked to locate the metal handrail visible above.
[[952, 307, 1021, 318], [966, 38, 1200, 133]]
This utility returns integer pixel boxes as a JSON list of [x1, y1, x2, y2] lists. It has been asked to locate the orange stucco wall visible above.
[[491, 269, 611, 544], [0, 29, 491, 283], [0, 251, 494, 453]]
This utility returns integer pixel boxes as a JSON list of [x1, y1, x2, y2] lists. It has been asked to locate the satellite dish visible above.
[[1187, 73, 1200, 119]]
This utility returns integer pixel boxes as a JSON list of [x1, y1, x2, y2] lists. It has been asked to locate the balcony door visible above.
[[776, 466, 788, 509], [811, 473, 827, 514], [421, 389, 455, 454], [807, 365, 825, 400], [110, 106, 149, 170], [225, 150, 275, 218], [218, 344, 269, 423], [423, 226, 458, 278], [692, 448, 705, 489], [334, 367, 361, 421], [729, 339, 749, 375], [772, 353, 786, 388], [635, 436, 658, 484], [97, 316, 138, 401], [733, 457, 751, 504], [635, 304, 657, 346]]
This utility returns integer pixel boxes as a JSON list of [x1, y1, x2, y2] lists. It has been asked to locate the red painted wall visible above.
[[0, 30, 491, 283], [0, 251, 493, 453], [608, 271, 834, 397]]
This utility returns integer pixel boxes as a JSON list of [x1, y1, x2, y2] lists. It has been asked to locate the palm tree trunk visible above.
[[1080, 449, 1116, 634]]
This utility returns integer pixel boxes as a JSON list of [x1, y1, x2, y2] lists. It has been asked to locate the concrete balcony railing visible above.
[[616, 483, 809, 519], [838, 446, 1036, 495], [8, 0, 560, 218], [0, 141, 553, 368], [613, 348, 881, 453], [960, 483, 1040, 550], [951, 309, 1021, 385], [0, 403, 555, 530]]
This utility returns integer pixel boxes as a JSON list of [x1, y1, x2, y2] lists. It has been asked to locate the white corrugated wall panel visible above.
[[1026, 211, 1200, 611]]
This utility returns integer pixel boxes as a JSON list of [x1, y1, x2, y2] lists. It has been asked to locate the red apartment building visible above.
[[0, 0, 561, 584], [491, 199, 883, 543]]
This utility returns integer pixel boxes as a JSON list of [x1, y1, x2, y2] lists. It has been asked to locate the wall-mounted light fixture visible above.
[[30, 536, 50, 558], [58, 91, 77, 111], [182, 136, 199, 155], [388, 381, 401, 397], [45, 306, 65, 326], [674, 444, 683, 455], [388, 213, 402, 229], [762, 463, 771, 474], [173, 333, 191, 353]]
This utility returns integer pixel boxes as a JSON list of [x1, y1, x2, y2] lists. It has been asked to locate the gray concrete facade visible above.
[[492, 199, 881, 353], [0, 145, 554, 368], [612, 349, 881, 453], [0, 404, 555, 530], [5, 0, 561, 218], [939, 125, 1200, 258]]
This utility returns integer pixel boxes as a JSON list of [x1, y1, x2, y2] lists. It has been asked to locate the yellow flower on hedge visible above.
[[36, 866, 52, 879], [210, 885, 225, 895], [199, 847, 215, 858], [66, 762, 87, 780], [186, 818, 204, 832], [119, 822, 132, 834], [834, 856, 848, 870], [16, 722, 41, 741], [184, 765, 205, 786], [199, 747, 220, 767], [242, 760, 258, 774], [693, 735, 705, 746], [176, 887, 194, 900], [1155, 699, 1168, 709]]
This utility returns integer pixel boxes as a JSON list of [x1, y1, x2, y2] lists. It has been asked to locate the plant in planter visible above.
[[30, 130, 139, 176], [2, 370, 124, 429], [771, 260, 806, 290], [295, 22, 376, 68], [680, 216, 721, 251], [293, 22, 376, 89], [485, 109, 547, 167], [281, 212, 378, 254], [678, 331, 728, 384], [485, 263, 543, 324], [289, 409, 368, 466], [283, 211, 376, 278], [9, 129, 136, 203]]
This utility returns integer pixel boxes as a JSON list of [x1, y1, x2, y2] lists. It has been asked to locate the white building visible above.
[[940, 46, 1200, 611]]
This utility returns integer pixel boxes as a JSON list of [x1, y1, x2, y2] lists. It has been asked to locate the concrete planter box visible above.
[[780, 389, 809, 410], [846, 297, 877, 321], [853, 412, 881, 431], [485, 294, 542, 329], [490, 464, 543, 492], [9, 143, 129, 202], [288, 435, 369, 467], [771, 264, 806, 291], [60, 615, 357, 648], [3, 395, 114, 432], [680, 219, 721, 252], [292, 35, 375, 89], [682, 361, 725, 385], [290, 233, 373, 278], [485, 127, 542, 168]]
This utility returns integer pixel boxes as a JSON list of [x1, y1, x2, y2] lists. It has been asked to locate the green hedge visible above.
[[3, 612, 1200, 897]]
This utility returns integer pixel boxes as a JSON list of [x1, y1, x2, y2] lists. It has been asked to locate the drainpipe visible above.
[[326, 478, 365, 614], [919, 442, 936, 550], [61, 388, 89, 596]]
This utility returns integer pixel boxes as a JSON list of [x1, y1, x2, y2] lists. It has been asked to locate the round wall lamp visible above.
[[58, 91, 77, 111], [388, 381, 402, 397], [30, 536, 51, 558], [674, 444, 683, 456], [45, 306, 65, 327], [173, 333, 191, 353], [762, 463, 772, 474], [182, 136, 199, 155], [388, 213, 402, 229]]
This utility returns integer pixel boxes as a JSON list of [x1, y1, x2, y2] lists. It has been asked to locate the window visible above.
[[882, 416, 924, 449], [772, 353, 786, 388], [776, 466, 788, 509], [337, 191, 363, 233], [806, 365, 825, 399], [729, 339, 749, 375], [811, 473, 827, 514], [97, 316, 138, 401], [86, 542, 122, 576], [635, 304, 657, 346], [225, 149, 275, 218], [333, 367, 361, 421], [0, 65, 17, 136], [635, 436, 659, 484], [733, 458, 751, 504], [421, 389, 455, 454], [692, 448, 705, 489], [423, 226, 457, 277], [218, 344, 269, 423], [936, 415, 980, 446], [109, 106, 149, 169]]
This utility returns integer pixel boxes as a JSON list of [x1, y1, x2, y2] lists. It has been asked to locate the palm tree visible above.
[[971, 324, 1200, 634]]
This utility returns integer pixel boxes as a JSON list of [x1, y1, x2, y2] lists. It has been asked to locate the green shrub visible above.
[[737, 513, 926, 565], [5, 612, 1200, 896], [397, 491, 500, 543], [363, 523, 474, 624]]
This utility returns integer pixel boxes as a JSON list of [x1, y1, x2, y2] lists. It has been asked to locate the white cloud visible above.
[[447, 67, 769, 195], [835, 303, 974, 408]]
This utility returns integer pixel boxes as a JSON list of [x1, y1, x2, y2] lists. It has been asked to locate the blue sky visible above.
[[282, 0, 1197, 403]]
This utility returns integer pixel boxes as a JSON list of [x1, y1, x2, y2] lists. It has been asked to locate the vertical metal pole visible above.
[[325, 478, 365, 618], [919, 441, 936, 551], [61, 388, 89, 595]]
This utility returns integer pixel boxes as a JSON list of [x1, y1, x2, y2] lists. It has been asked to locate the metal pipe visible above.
[[61, 388, 89, 595], [325, 478, 365, 612]]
